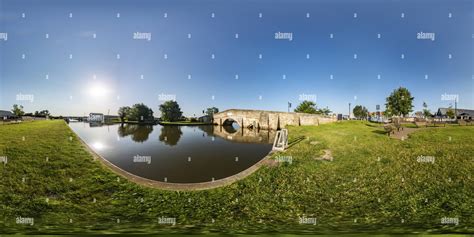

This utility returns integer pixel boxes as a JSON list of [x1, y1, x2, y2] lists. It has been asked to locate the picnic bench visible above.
[[383, 124, 395, 136], [392, 118, 404, 131], [414, 119, 445, 127], [432, 120, 446, 127], [414, 121, 427, 128]]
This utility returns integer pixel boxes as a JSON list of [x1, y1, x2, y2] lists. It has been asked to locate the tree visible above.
[[385, 87, 414, 117], [318, 107, 332, 115], [446, 108, 455, 119], [353, 105, 368, 119], [159, 100, 183, 122], [34, 110, 50, 117], [422, 102, 432, 118], [205, 107, 219, 117], [127, 103, 154, 122], [12, 104, 25, 116], [294, 100, 318, 114], [118, 106, 131, 123]]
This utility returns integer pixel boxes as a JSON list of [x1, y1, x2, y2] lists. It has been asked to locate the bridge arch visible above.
[[222, 117, 241, 127]]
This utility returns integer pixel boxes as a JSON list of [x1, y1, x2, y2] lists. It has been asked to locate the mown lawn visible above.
[[0, 120, 472, 234]]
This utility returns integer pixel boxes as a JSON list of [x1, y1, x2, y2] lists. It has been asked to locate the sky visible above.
[[0, 0, 473, 117]]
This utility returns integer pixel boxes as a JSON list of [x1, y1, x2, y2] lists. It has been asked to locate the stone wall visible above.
[[214, 109, 336, 130]]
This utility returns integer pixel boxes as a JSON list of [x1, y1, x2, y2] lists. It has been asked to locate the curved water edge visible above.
[[68, 122, 275, 190]]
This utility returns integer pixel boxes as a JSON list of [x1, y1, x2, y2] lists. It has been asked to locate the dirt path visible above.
[[391, 127, 424, 140]]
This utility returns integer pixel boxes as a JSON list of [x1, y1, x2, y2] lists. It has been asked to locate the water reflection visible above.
[[158, 126, 183, 146], [118, 124, 154, 143], [197, 125, 214, 136], [92, 141, 106, 151], [69, 123, 275, 183], [215, 126, 275, 144]]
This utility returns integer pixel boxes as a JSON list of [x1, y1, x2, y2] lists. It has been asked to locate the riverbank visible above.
[[0, 120, 472, 234]]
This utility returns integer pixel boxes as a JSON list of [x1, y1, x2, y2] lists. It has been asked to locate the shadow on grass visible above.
[[372, 129, 389, 136], [288, 136, 305, 148], [365, 123, 383, 128]]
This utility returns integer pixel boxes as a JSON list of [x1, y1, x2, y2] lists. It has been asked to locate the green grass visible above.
[[0, 120, 472, 234]]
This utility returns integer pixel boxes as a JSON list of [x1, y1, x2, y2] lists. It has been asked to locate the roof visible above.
[[0, 110, 14, 117], [437, 108, 474, 116]]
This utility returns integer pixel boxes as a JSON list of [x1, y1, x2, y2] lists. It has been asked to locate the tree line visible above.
[[10, 104, 51, 117], [292, 87, 450, 120], [118, 101, 219, 123]]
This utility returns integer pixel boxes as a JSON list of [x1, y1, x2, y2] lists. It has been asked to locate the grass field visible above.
[[0, 120, 472, 234]]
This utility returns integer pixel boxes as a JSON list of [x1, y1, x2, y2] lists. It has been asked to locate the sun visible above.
[[88, 82, 110, 97]]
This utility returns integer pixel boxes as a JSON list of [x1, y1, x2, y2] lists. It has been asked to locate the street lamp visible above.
[[349, 103, 351, 120]]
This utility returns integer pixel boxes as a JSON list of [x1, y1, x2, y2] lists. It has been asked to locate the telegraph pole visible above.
[[455, 99, 458, 121]]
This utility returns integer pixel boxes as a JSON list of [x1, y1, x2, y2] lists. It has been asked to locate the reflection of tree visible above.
[[117, 124, 153, 143], [197, 125, 214, 136], [159, 126, 182, 146]]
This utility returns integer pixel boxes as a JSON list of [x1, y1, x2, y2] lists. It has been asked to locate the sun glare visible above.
[[92, 141, 106, 150], [88, 82, 110, 97]]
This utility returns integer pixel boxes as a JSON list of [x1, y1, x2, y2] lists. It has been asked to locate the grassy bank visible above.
[[0, 120, 472, 234]]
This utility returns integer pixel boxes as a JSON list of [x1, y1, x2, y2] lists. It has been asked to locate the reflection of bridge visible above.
[[213, 109, 336, 130], [212, 125, 276, 144]]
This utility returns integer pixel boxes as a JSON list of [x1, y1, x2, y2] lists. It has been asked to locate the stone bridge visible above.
[[213, 109, 336, 130]]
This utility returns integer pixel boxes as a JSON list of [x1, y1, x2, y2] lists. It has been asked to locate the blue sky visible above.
[[0, 0, 472, 116]]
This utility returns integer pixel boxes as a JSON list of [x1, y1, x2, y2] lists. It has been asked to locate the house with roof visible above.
[[436, 108, 474, 120], [0, 110, 16, 121]]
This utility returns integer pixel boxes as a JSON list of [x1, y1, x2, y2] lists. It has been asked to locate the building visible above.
[[88, 113, 104, 123], [0, 110, 15, 121], [104, 115, 119, 122], [436, 108, 474, 120], [198, 115, 212, 123]]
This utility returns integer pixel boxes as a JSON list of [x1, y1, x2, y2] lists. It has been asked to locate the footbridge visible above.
[[213, 109, 336, 130]]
